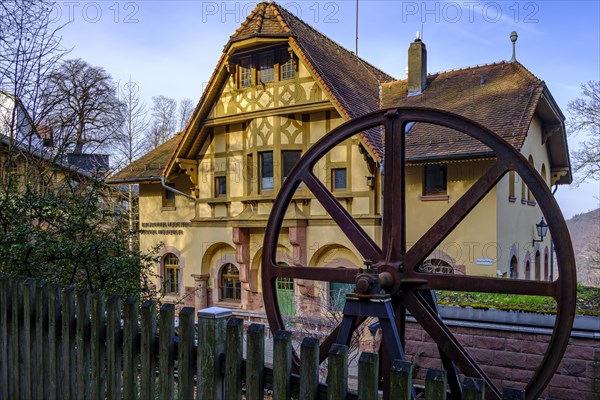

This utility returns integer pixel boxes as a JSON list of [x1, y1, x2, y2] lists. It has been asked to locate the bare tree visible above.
[[0, 0, 68, 190], [146, 95, 177, 149], [43, 58, 125, 156], [178, 98, 195, 131], [113, 77, 148, 250], [0, 1, 67, 141], [567, 80, 600, 184]]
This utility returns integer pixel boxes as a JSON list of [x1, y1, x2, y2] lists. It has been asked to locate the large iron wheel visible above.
[[261, 107, 576, 399]]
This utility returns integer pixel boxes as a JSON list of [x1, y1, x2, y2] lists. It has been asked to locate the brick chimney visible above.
[[407, 33, 427, 96]]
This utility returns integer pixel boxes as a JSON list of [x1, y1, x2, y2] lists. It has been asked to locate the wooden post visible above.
[[12, 279, 24, 399], [224, 317, 243, 400], [245, 324, 265, 400], [197, 306, 231, 400], [272, 330, 292, 400], [425, 369, 448, 400], [0, 276, 12, 400], [106, 294, 122, 400], [299, 337, 320, 400], [91, 292, 106, 400], [502, 388, 526, 400], [76, 289, 91, 400], [62, 286, 76, 400], [327, 344, 348, 400], [122, 297, 139, 400], [22, 279, 36, 400], [159, 303, 175, 400], [358, 352, 379, 400], [140, 300, 157, 400], [178, 307, 195, 400], [35, 281, 49, 400], [48, 284, 62, 400], [390, 359, 413, 400], [463, 377, 485, 400]]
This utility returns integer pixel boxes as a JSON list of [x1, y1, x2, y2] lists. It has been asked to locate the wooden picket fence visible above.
[[0, 276, 526, 399]]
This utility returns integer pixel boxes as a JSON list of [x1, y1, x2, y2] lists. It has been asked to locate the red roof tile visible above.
[[381, 61, 544, 160]]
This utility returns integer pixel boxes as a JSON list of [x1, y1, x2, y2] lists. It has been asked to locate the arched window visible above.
[[541, 164, 547, 186], [544, 251, 549, 281], [163, 253, 180, 295], [419, 259, 454, 274], [527, 156, 534, 203], [508, 171, 516, 201], [525, 260, 531, 280], [535, 251, 541, 280], [510, 255, 518, 279], [220, 263, 241, 302]]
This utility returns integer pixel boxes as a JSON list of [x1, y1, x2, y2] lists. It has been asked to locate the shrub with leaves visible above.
[[0, 178, 160, 301]]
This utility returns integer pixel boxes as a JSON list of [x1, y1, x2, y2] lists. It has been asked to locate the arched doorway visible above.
[[276, 263, 295, 317], [535, 251, 541, 280], [525, 260, 531, 280], [544, 251, 549, 280]]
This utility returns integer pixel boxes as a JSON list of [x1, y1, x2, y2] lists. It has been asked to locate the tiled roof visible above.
[[228, 2, 395, 160], [107, 134, 182, 183], [381, 61, 544, 161]]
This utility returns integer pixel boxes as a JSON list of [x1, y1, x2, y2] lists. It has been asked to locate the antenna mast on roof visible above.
[[355, 0, 359, 55]]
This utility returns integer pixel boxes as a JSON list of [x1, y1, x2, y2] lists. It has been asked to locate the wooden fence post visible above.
[[272, 330, 292, 400], [197, 307, 231, 400], [48, 283, 62, 400], [159, 303, 175, 400], [36, 281, 49, 400], [62, 286, 76, 400], [245, 323, 265, 400], [463, 377, 485, 400], [358, 352, 379, 400], [425, 369, 448, 400], [178, 307, 195, 400], [76, 289, 91, 400], [502, 388, 526, 400], [140, 300, 157, 400], [91, 292, 106, 400], [327, 344, 348, 400], [22, 279, 36, 400], [390, 359, 413, 400], [106, 294, 122, 400], [122, 297, 139, 400], [0, 276, 12, 400], [299, 337, 320, 400], [12, 279, 24, 399], [224, 317, 243, 400]]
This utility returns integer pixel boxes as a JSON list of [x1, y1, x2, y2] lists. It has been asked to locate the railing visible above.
[[0, 276, 527, 399]]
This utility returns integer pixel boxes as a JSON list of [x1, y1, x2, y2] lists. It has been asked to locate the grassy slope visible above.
[[436, 285, 600, 316]]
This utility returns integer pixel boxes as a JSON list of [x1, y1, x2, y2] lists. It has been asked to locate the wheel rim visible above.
[[262, 107, 576, 399]]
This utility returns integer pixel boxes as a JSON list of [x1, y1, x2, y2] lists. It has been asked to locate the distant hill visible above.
[[566, 208, 600, 286]]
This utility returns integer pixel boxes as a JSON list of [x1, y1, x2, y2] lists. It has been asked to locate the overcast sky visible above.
[[50, 0, 599, 219]]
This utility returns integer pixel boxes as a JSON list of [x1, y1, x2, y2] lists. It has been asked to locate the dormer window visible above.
[[259, 53, 275, 83], [240, 57, 253, 87], [281, 51, 296, 80]]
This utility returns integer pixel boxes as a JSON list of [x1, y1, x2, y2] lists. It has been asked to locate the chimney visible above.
[[407, 32, 427, 96]]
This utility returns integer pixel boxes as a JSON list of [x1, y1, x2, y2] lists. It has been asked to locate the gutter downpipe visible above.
[[161, 176, 196, 201], [550, 184, 558, 282]]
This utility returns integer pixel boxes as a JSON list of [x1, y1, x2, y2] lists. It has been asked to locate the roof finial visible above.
[[510, 31, 518, 62]]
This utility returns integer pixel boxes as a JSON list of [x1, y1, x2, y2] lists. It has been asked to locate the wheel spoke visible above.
[[404, 161, 508, 270], [303, 172, 382, 261], [269, 263, 358, 284], [419, 273, 557, 298], [382, 112, 407, 262], [404, 292, 502, 400]]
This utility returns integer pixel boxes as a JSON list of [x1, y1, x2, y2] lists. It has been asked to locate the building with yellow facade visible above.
[[108, 2, 571, 314]]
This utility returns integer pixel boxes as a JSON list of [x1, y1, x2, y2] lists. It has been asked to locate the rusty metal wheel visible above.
[[262, 107, 576, 399]]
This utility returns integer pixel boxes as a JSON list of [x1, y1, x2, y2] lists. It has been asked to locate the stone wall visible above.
[[356, 308, 600, 400]]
